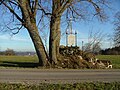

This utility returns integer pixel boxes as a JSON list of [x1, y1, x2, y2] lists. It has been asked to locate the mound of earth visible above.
[[56, 46, 106, 69]]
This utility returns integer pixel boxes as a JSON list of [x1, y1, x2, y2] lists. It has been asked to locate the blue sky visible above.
[[0, 0, 120, 52]]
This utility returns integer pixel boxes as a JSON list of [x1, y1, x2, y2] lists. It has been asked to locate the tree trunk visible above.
[[49, 16, 61, 65], [49, 0, 70, 65], [27, 23, 48, 66], [18, 0, 48, 66]]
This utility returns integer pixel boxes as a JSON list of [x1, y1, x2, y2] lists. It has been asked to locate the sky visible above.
[[0, 0, 120, 52]]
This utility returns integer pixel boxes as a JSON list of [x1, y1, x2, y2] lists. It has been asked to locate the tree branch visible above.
[[38, 3, 52, 16], [0, 0, 5, 5], [32, 0, 38, 16], [3, 2, 24, 23], [59, 0, 73, 14], [6, 25, 23, 35], [9, 1, 18, 6]]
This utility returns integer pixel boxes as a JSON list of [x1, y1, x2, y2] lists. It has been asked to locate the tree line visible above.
[[100, 46, 120, 55]]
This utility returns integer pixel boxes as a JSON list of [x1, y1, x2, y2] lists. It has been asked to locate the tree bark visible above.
[[49, 0, 66, 65], [27, 23, 48, 66], [18, 0, 48, 66], [49, 15, 61, 65]]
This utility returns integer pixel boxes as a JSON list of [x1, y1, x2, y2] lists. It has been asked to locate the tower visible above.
[[66, 18, 77, 47]]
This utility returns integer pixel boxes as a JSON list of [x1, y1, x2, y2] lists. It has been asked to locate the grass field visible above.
[[0, 55, 39, 68], [96, 55, 120, 69], [0, 55, 120, 68], [0, 55, 38, 63]]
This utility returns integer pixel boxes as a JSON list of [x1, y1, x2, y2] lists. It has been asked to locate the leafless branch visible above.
[[2, 2, 23, 23], [38, 3, 52, 16], [88, 0, 107, 21], [9, 1, 18, 6], [0, 0, 5, 5], [37, 12, 44, 26], [6, 25, 23, 35]]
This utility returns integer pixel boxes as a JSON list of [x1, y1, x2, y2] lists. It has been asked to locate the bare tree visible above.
[[49, 0, 108, 65], [0, 0, 48, 66], [0, 0, 109, 67], [114, 11, 120, 47], [84, 30, 105, 54]]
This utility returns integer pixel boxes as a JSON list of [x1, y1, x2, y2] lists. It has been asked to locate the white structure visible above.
[[68, 34, 76, 46], [66, 18, 77, 46]]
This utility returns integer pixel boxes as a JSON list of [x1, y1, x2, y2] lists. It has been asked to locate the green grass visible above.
[[0, 82, 120, 90], [0, 55, 38, 63], [96, 55, 120, 69], [0, 55, 39, 68]]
